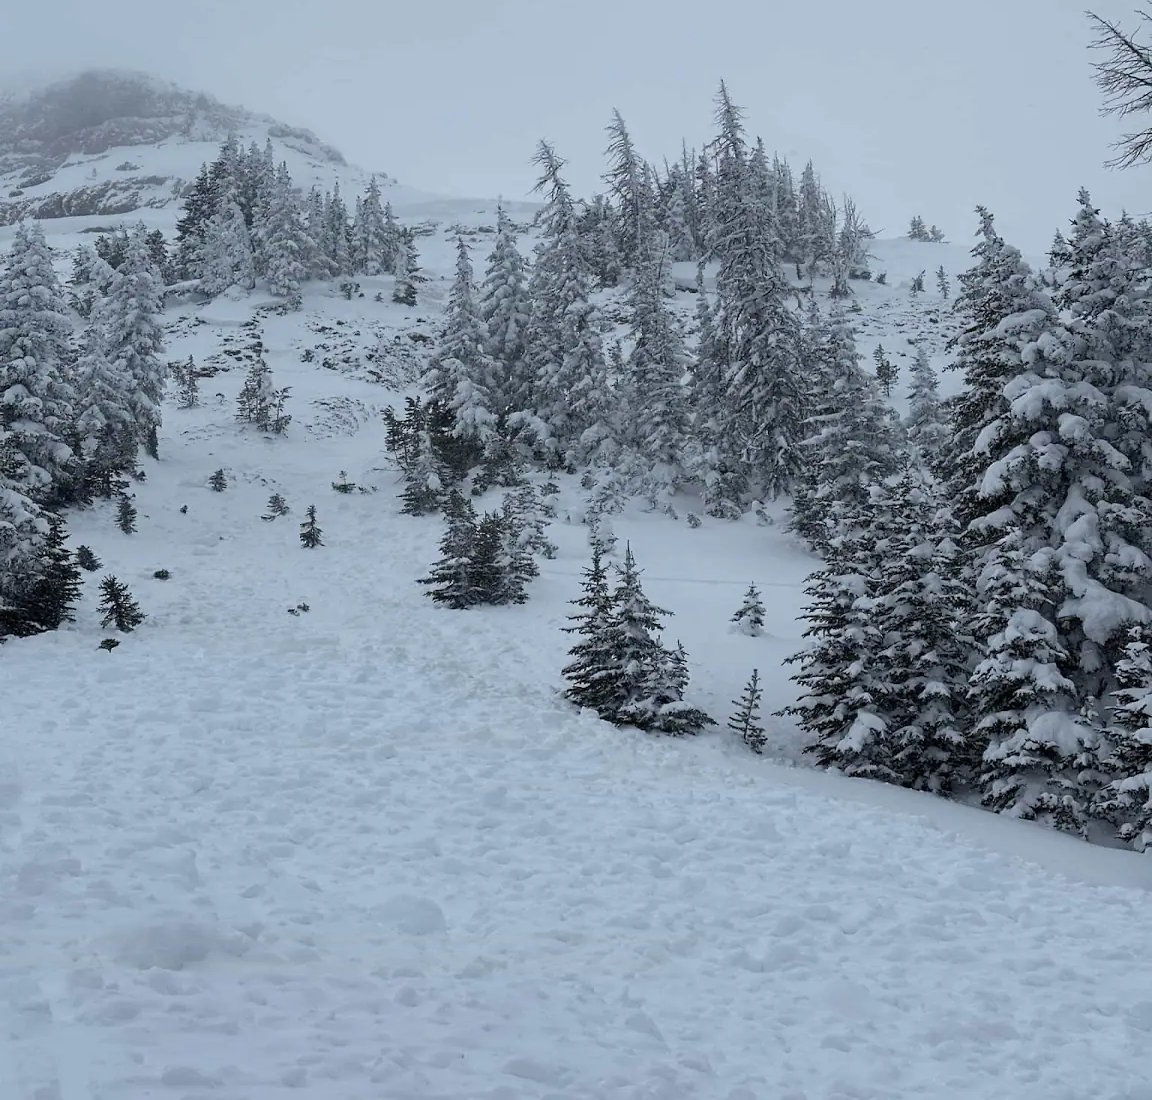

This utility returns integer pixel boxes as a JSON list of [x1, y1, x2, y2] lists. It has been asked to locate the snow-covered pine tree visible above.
[[872, 344, 896, 396], [967, 531, 1091, 830], [353, 177, 391, 276], [98, 574, 144, 632], [74, 321, 136, 497], [116, 495, 137, 533], [103, 228, 166, 459], [603, 109, 656, 270], [262, 163, 308, 302], [791, 309, 902, 552], [478, 206, 531, 420], [419, 492, 482, 608], [562, 538, 617, 716], [177, 356, 199, 409], [731, 582, 765, 636], [14, 513, 82, 635], [0, 220, 78, 504], [623, 233, 692, 501], [299, 504, 323, 548], [707, 83, 806, 503], [69, 243, 117, 318], [324, 184, 352, 276], [423, 238, 497, 457], [936, 265, 950, 298], [904, 344, 949, 466], [392, 228, 421, 306], [515, 142, 614, 468], [729, 669, 767, 753], [1094, 626, 1152, 850], [197, 198, 256, 297], [236, 356, 278, 429], [784, 503, 892, 780]]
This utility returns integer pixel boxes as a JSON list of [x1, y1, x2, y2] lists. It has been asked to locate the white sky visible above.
[[7, 0, 1152, 252]]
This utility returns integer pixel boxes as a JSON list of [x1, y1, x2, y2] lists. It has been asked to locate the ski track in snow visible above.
[[2, 228, 1151, 1099]]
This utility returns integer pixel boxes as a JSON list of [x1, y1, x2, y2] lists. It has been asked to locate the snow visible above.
[[2, 203, 1151, 1098]]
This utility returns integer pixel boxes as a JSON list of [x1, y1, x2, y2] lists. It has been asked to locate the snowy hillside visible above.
[[0, 71, 407, 225], [3, 82, 1152, 1100]]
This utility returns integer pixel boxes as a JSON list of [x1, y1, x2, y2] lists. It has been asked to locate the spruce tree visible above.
[[103, 228, 166, 459], [197, 199, 256, 296], [731, 583, 765, 636], [261, 162, 308, 301], [424, 238, 497, 454], [0, 220, 78, 504], [391, 229, 421, 306], [904, 344, 949, 464], [353, 176, 391, 275], [479, 206, 531, 419], [209, 468, 227, 491], [177, 355, 200, 408], [262, 492, 290, 521], [117, 496, 137, 533], [74, 321, 136, 497], [603, 109, 656, 270], [872, 344, 897, 396], [1094, 627, 1152, 850], [936, 265, 950, 298], [729, 669, 767, 753], [562, 539, 616, 716], [98, 575, 145, 632], [419, 493, 481, 608], [75, 545, 101, 571], [17, 515, 82, 634], [299, 505, 323, 548]]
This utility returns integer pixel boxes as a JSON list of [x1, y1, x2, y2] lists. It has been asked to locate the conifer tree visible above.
[[392, 229, 421, 306], [905, 344, 949, 465], [103, 228, 166, 459], [324, 184, 352, 275], [729, 669, 767, 753], [353, 176, 391, 275], [424, 238, 497, 453], [0, 440, 49, 639], [74, 321, 136, 497], [624, 233, 692, 498], [177, 356, 200, 409], [262, 163, 308, 301], [262, 492, 290, 521], [16, 514, 82, 634], [209, 468, 227, 491], [0, 220, 78, 504], [706, 83, 805, 503], [872, 344, 897, 396], [174, 162, 218, 278], [299, 505, 323, 548], [98, 575, 145, 632], [731, 583, 765, 636], [117, 496, 137, 533], [479, 206, 531, 418], [603, 109, 655, 269], [1094, 626, 1152, 850], [197, 199, 256, 296], [935, 265, 950, 298], [562, 539, 617, 716], [236, 356, 278, 429], [419, 492, 481, 608], [75, 545, 101, 571]]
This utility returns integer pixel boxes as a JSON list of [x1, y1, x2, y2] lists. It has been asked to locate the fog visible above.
[[6, 0, 1152, 251]]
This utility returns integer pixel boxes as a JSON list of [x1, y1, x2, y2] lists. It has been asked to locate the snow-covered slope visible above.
[[3, 112, 1151, 1097], [0, 70, 407, 225]]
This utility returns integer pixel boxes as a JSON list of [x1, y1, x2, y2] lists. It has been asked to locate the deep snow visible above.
[[2, 205, 1151, 1100]]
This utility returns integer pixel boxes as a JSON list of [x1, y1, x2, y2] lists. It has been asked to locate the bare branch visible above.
[[1088, 7, 1152, 166]]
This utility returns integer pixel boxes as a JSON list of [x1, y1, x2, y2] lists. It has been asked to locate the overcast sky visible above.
[[7, 0, 1152, 251]]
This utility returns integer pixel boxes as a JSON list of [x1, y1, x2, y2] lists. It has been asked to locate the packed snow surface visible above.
[[2, 213, 1151, 1099]]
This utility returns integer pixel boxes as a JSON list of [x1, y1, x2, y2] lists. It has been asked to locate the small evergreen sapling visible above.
[[935, 264, 950, 298], [177, 355, 200, 408], [299, 505, 323, 548], [262, 492, 290, 520], [729, 669, 767, 754], [209, 468, 227, 492], [731, 583, 765, 636], [75, 545, 101, 572], [872, 344, 897, 397], [909, 270, 926, 295], [332, 471, 356, 494], [98, 575, 145, 632], [117, 497, 137, 533]]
